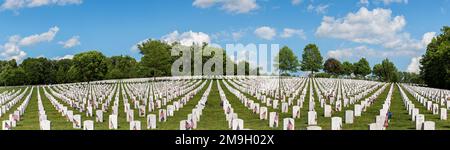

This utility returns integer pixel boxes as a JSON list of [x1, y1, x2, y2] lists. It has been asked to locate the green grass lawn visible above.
[[1, 79, 449, 130]]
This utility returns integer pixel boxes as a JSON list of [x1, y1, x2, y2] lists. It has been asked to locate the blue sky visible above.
[[1, 0, 449, 74]]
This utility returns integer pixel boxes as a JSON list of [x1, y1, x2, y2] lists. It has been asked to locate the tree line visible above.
[[0, 26, 448, 89], [0, 40, 255, 86]]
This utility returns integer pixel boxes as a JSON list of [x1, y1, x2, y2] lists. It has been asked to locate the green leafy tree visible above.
[[341, 61, 354, 76], [55, 59, 74, 83], [0, 67, 26, 86], [420, 26, 450, 89], [398, 72, 424, 84], [138, 40, 173, 77], [323, 58, 342, 75], [275, 46, 300, 76], [20, 57, 56, 85], [72, 51, 108, 82], [372, 58, 399, 82], [300, 44, 323, 75], [354, 58, 371, 78], [105, 55, 139, 79]]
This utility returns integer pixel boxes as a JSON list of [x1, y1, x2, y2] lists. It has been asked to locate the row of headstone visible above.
[[2, 87, 31, 130], [43, 86, 82, 129], [356, 84, 389, 118], [37, 87, 51, 130], [369, 84, 394, 130], [402, 84, 449, 119], [180, 81, 212, 130]]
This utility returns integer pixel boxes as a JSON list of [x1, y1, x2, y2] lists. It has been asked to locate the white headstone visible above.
[[73, 115, 81, 129], [40, 120, 51, 130], [412, 108, 419, 121], [354, 105, 362, 117], [422, 121, 435, 130], [180, 120, 188, 130], [345, 110, 354, 124], [368, 123, 381, 130], [139, 105, 146, 117], [433, 104, 439, 115], [324, 105, 332, 117], [130, 121, 141, 130], [147, 114, 157, 129], [83, 120, 94, 130], [126, 110, 134, 122], [273, 100, 279, 109], [308, 111, 317, 125], [159, 109, 167, 122], [232, 119, 244, 130], [259, 107, 268, 120], [2, 120, 12, 130], [281, 102, 288, 113], [292, 106, 301, 119], [415, 114, 425, 130], [331, 117, 342, 130], [441, 108, 447, 120], [167, 105, 175, 116], [283, 118, 295, 130], [269, 112, 279, 128], [109, 115, 118, 129], [96, 110, 103, 122], [66, 110, 74, 121]]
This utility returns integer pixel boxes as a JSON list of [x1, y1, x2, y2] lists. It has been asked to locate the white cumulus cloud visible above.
[[254, 26, 277, 40], [280, 28, 306, 39], [407, 56, 422, 74], [1, 26, 59, 62], [316, 7, 435, 53], [59, 36, 81, 48], [307, 4, 329, 14], [292, 0, 302, 5], [19, 26, 59, 46], [1, 0, 82, 10], [52, 54, 74, 60], [193, 0, 259, 14], [161, 30, 211, 47]]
